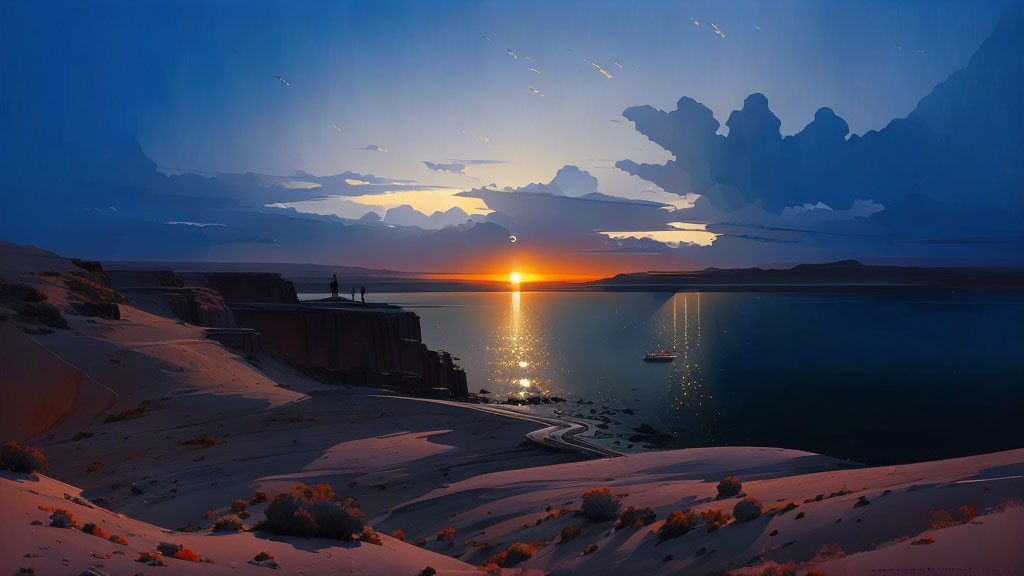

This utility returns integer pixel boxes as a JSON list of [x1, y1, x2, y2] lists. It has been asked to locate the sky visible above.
[[1, 0, 1021, 274], [8, 0, 1005, 194]]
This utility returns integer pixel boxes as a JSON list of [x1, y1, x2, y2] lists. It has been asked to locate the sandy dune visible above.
[[2, 241, 1022, 575]]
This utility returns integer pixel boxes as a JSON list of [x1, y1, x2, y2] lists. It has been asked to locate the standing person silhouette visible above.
[[360, 286, 366, 303], [329, 274, 339, 298], [351, 286, 356, 301]]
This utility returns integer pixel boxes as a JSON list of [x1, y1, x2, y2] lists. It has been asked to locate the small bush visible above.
[[255, 551, 274, 562], [232, 499, 248, 513], [716, 475, 742, 497], [733, 497, 764, 522], [212, 515, 244, 532], [581, 544, 598, 555], [250, 491, 268, 505], [436, 527, 455, 541], [703, 508, 731, 532], [49, 509, 77, 528], [173, 549, 201, 562], [657, 509, 698, 541], [359, 527, 382, 545], [1, 441, 48, 473], [136, 552, 165, 566], [391, 528, 406, 541], [238, 510, 251, 519], [177, 523, 200, 533], [759, 560, 800, 576], [82, 523, 111, 539], [485, 542, 536, 567], [580, 487, 620, 522], [810, 543, 847, 563], [929, 509, 956, 530], [559, 525, 582, 542], [912, 536, 935, 545], [957, 504, 978, 523], [615, 506, 656, 530], [109, 534, 129, 545], [261, 483, 364, 539]]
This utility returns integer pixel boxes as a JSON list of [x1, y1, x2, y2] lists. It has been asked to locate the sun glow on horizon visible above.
[[509, 271, 522, 285]]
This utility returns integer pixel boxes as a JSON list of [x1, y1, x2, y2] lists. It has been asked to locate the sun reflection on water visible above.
[[659, 294, 710, 429], [487, 290, 552, 398]]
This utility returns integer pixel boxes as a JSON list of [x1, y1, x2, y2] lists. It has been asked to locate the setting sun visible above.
[[509, 271, 522, 285]]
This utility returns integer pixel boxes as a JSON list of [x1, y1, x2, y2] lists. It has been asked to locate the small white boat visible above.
[[643, 350, 677, 362]]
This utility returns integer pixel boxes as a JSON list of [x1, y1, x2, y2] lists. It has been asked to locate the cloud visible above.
[[424, 161, 466, 174], [363, 144, 389, 153], [447, 158, 508, 165]]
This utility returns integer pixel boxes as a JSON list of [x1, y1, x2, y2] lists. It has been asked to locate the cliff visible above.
[[230, 301, 467, 396], [107, 267, 467, 397]]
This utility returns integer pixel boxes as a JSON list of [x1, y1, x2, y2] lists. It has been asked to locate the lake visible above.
[[310, 290, 1024, 465]]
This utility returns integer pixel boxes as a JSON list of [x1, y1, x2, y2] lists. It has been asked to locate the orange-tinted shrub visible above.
[[615, 506, 656, 530], [929, 509, 956, 530], [658, 509, 698, 541], [109, 534, 129, 545], [703, 508, 731, 532], [82, 523, 111, 539], [173, 548, 201, 562], [581, 544, 598, 555], [136, 552, 165, 565], [436, 527, 455, 541], [485, 542, 536, 567], [559, 525, 582, 542], [716, 475, 742, 497], [1, 441, 48, 473], [580, 487, 619, 522], [255, 551, 274, 561], [391, 528, 406, 541], [957, 504, 978, 523], [231, 499, 247, 513], [360, 527, 383, 545]]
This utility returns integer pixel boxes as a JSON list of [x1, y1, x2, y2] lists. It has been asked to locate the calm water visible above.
[[312, 291, 1024, 464]]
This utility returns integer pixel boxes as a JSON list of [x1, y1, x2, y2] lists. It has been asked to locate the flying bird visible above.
[[273, 75, 290, 86], [590, 61, 613, 79], [232, 50, 240, 55], [529, 67, 541, 74], [614, 61, 623, 69], [896, 43, 902, 52], [528, 85, 544, 97], [690, 18, 700, 26], [711, 23, 726, 38], [754, 26, 763, 32], [333, 124, 343, 132], [507, 48, 519, 60], [482, 35, 491, 41], [917, 48, 926, 54], [364, 144, 388, 153]]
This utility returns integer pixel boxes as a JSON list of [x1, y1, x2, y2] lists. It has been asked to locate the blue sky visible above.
[[4, 0, 1008, 197]]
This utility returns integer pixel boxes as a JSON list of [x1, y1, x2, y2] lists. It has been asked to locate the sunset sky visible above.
[[2, 0, 1021, 276]]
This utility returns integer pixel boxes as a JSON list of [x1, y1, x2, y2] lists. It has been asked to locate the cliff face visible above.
[[108, 268, 468, 397], [230, 302, 467, 396]]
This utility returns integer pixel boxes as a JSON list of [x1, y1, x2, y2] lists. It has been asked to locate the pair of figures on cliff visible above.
[[330, 274, 365, 303]]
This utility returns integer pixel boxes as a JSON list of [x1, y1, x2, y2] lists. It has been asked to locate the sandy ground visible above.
[[2, 241, 1022, 575]]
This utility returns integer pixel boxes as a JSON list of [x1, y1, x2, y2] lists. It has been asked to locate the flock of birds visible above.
[[256, 16, 926, 158]]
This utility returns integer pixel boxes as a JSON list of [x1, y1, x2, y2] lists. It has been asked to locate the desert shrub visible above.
[[759, 560, 800, 576], [559, 525, 582, 542], [703, 508, 731, 532], [49, 509, 77, 528], [957, 504, 978, 523], [109, 534, 129, 545], [929, 509, 956, 530], [912, 536, 935, 545], [413, 537, 427, 546], [733, 497, 764, 522], [657, 509, 698, 541], [581, 544, 598, 555], [420, 568, 437, 576], [157, 542, 182, 556], [485, 542, 536, 567], [231, 499, 247, 513], [82, 523, 111, 539], [359, 527, 382, 545], [716, 475, 742, 497], [255, 551, 275, 562], [580, 487, 620, 522], [261, 483, 364, 539], [136, 552, 165, 566], [173, 549, 201, 562], [238, 510, 251, 519], [810, 543, 847, 563], [391, 528, 406, 541], [436, 527, 455, 541], [179, 435, 217, 446], [177, 523, 200, 533], [250, 491, 268, 504], [1, 441, 48, 473], [212, 515, 244, 532], [615, 506, 656, 530]]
